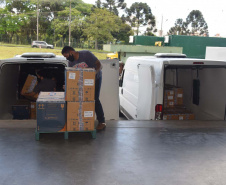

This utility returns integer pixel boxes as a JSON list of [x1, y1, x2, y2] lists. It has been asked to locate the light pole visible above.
[[160, 15, 168, 37], [160, 15, 163, 37], [69, 0, 71, 46], [37, 0, 39, 41]]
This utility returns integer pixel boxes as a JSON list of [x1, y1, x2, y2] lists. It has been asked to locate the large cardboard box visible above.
[[67, 101, 95, 131], [37, 92, 66, 132], [21, 74, 37, 94], [65, 68, 95, 102]]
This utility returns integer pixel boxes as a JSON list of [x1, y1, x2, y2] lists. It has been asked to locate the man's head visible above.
[[61, 46, 78, 62]]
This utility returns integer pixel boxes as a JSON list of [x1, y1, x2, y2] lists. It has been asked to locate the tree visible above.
[[95, 0, 101, 9], [168, 10, 208, 36], [168, 18, 188, 35], [47, 0, 92, 45], [186, 10, 208, 36], [111, 21, 133, 44], [125, 2, 156, 36], [52, 7, 82, 45], [101, 0, 126, 16], [83, 8, 121, 49]]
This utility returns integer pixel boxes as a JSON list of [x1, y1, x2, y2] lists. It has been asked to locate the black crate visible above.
[[12, 104, 30, 119]]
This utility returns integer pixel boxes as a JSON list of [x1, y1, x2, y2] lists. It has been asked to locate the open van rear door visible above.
[[0, 60, 3, 69], [137, 64, 156, 120]]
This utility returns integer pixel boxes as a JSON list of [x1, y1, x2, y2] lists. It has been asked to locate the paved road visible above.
[[0, 120, 226, 185]]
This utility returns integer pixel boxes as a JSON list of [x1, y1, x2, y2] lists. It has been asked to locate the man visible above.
[[61, 46, 106, 131], [21, 69, 56, 100]]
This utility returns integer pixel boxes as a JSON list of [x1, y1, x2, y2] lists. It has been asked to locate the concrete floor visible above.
[[1, 120, 226, 185]]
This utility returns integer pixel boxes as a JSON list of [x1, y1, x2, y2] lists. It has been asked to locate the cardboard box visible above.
[[67, 101, 95, 131], [163, 114, 179, 120], [21, 74, 37, 94], [65, 68, 95, 102], [30, 102, 36, 119], [164, 100, 175, 108], [163, 106, 195, 120], [36, 92, 66, 132], [174, 87, 183, 105]]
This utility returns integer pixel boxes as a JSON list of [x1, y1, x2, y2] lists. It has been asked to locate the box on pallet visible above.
[[36, 92, 66, 132], [21, 74, 37, 94], [163, 106, 195, 120], [67, 101, 95, 131], [65, 68, 95, 102]]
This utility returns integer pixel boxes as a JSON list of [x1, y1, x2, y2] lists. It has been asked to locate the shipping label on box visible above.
[[21, 74, 37, 94], [164, 90, 174, 96], [179, 115, 185, 120], [164, 100, 174, 108], [65, 68, 95, 102]]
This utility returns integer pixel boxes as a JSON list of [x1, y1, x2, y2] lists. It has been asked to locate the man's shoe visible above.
[[96, 123, 106, 130]]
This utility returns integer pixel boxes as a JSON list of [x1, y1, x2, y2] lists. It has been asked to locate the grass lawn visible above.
[[0, 45, 108, 60]]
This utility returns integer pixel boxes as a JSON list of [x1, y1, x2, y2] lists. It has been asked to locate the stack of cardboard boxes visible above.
[[163, 85, 195, 120], [65, 68, 96, 131]]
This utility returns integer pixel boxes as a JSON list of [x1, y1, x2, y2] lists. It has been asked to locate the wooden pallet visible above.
[[35, 129, 96, 140]]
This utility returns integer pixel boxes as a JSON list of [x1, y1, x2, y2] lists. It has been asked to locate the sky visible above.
[[83, 0, 226, 37]]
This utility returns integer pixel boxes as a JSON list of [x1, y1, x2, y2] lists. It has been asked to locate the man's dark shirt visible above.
[[33, 78, 56, 93], [68, 50, 102, 79]]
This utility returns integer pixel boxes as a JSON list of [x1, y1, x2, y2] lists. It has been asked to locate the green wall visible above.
[[103, 44, 182, 63], [169, 35, 226, 59], [133, 36, 164, 46]]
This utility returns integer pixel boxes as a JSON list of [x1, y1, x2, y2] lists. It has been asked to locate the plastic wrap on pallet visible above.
[[78, 70, 84, 131]]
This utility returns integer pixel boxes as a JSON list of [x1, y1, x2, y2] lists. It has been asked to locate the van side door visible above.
[[119, 68, 139, 119], [137, 64, 156, 120]]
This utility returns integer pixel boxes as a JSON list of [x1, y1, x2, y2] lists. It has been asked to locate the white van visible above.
[[0, 53, 119, 121], [119, 53, 226, 121], [0, 53, 67, 119]]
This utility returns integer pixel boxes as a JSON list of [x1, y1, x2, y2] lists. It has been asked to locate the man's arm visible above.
[[95, 60, 102, 73], [21, 91, 38, 101]]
